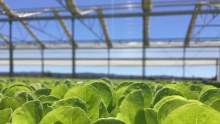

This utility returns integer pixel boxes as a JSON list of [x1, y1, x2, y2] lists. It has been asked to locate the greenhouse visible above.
[[0, 0, 220, 80], [1, 0, 220, 124]]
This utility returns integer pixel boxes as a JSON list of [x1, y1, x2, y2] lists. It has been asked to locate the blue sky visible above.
[[0, 0, 219, 78], [2, 0, 218, 42]]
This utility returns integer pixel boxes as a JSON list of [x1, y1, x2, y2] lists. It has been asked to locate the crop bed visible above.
[[0, 78, 220, 124]]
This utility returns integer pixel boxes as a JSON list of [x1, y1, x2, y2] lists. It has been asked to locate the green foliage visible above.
[[189, 84, 202, 92], [1, 78, 220, 124], [116, 82, 133, 90], [89, 81, 114, 110], [117, 90, 146, 124], [38, 95, 59, 104], [163, 103, 220, 124], [200, 85, 217, 95], [50, 84, 68, 99], [0, 108, 12, 124], [42, 102, 54, 115], [144, 108, 158, 124], [210, 98, 220, 112], [153, 96, 185, 112], [166, 83, 195, 99], [199, 88, 220, 105], [157, 97, 191, 123], [109, 107, 120, 117], [99, 101, 109, 118], [153, 87, 184, 106], [153, 84, 163, 95], [0, 97, 20, 111], [40, 107, 90, 124], [124, 83, 153, 108], [12, 100, 43, 124], [34, 88, 51, 98], [0, 82, 3, 92], [63, 79, 72, 87], [30, 83, 47, 90], [92, 118, 126, 124], [64, 85, 101, 122], [0, 93, 4, 99], [14, 92, 34, 105], [3, 84, 32, 97], [52, 97, 88, 112], [115, 82, 133, 105]]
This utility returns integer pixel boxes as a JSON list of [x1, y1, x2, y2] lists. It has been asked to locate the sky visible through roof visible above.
[[0, 0, 220, 78]]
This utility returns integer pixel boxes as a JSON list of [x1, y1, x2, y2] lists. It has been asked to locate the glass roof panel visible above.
[[0, 0, 219, 48]]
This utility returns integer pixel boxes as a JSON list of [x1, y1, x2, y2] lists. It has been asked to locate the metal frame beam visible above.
[[0, 34, 10, 45], [9, 19, 13, 77], [65, 0, 78, 78], [65, 0, 96, 15], [53, 10, 78, 48], [183, 48, 186, 78], [20, 21, 45, 48], [142, 0, 152, 79], [65, 0, 79, 14], [41, 48, 44, 76], [184, 4, 202, 47], [142, 0, 151, 47], [217, 47, 220, 81], [66, 0, 112, 47], [97, 8, 113, 48], [71, 17, 76, 78], [0, 0, 15, 16], [195, 24, 220, 27], [107, 48, 111, 78], [0, 0, 45, 48], [0, 9, 220, 22], [1, 57, 220, 61]]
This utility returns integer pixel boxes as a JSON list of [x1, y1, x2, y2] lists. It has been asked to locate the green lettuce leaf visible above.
[[92, 118, 126, 124], [39, 107, 90, 124], [0, 108, 12, 124], [12, 100, 43, 124], [117, 90, 146, 124], [163, 103, 220, 124]]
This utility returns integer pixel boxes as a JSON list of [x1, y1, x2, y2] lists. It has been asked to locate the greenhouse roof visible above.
[[0, 0, 220, 49]]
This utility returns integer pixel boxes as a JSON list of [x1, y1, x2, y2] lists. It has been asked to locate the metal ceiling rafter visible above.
[[193, 12, 218, 37], [65, 0, 95, 15], [0, 0, 45, 48], [142, 0, 152, 79], [97, 8, 112, 48], [142, 0, 152, 47], [65, 0, 79, 14], [0, 33, 9, 45], [20, 20, 45, 48], [78, 19, 104, 43], [1, 9, 220, 22], [66, 0, 112, 48], [53, 10, 78, 48], [184, 4, 202, 47], [28, 24, 61, 40]]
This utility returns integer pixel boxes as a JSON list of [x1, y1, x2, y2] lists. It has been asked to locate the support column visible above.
[[142, 44, 146, 79], [142, 0, 151, 79], [71, 17, 76, 78], [107, 47, 110, 78], [9, 19, 13, 77], [41, 48, 44, 77], [142, 10, 148, 79], [217, 48, 220, 81], [183, 47, 186, 79], [216, 59, 218, 81], [184, 5, 202, 47]]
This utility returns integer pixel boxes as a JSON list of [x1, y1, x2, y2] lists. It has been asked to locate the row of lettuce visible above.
[[0, 78, 220, 124]]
